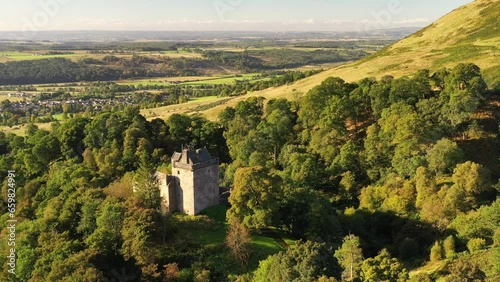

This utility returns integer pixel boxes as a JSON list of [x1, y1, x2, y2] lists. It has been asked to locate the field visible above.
[[409, 247, 500, 281], [0, 51, 86, 62], [140, 96, 232, 120], [116, 73, 263, 87], [0, 49, 202, 63], [180, 73, 264, 85], [0, 123, 53, 136]]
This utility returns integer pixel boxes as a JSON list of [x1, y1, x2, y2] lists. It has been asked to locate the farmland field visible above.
[[0, 51, 84, 62]]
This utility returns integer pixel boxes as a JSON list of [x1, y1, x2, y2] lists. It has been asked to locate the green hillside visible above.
[[343, 0, 500, 84]]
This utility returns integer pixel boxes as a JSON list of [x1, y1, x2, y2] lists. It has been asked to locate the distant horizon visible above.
[[0, 0, 472, 33], [0, 27, 422, 33]]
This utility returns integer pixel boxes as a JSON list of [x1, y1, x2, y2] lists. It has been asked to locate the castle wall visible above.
[[166, 176, 177, 214], [173, 167, 195, 215], [156, 172, 169, 212], [193, 162, 220, 215]]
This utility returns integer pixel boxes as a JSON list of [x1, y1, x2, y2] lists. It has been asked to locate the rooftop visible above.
[[172, 148, 215, 168]]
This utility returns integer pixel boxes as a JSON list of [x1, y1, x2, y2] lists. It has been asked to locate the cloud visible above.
[[283, 19, 316, 25], [76, 18, 125, 27], [393, 17, 431, 24]]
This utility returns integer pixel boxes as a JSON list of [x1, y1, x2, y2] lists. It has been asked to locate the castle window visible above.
[[177, 170, 180, 175]]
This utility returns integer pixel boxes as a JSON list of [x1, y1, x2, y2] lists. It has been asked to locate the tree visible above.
[[57, 117, 89, 159], [362, 124, 392, 181], [414, 167, 438, 209], [359, 249, 409, 282], [445, 260, 486, 282], [279, 146, 322, 188], [253, 255, 276, 282], [430, 241, 443, 262], [227, 166, 282, 229], [85, 200, 125, 255], [389, 76, 421, 105], [167, 114, 192, 145], [467, 238, 486, 253], [450, 199, 500, 241], [45, 249, 106, 281], [278, 188, 340, 241], [441, 64, 487, 128], [133, 138, 161, 210], [121, 201, 160, 280], [443, 235, 456, 259], [299, 77, 354, 129], [164, 263, 180, 282], [368, 83, 391, 118], [224, 98, 264, 162], [225, 221, 252, 266], [257, 241, 336, 282], [398, 238, 419, 260], [258, 108, 294, 165], [452, 161, 491, 196], [334, 234, 363, 281], [426, 138, 463, 174]]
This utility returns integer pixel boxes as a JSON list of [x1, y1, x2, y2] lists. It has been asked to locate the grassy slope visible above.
[[410, 247, 500, 281], [193, 0, 500, 120]]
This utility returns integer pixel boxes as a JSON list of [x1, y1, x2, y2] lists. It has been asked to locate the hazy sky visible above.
[[0, 0, 473, 32]]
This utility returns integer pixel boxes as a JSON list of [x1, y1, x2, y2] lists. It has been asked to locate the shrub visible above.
[[446, 260, 486, 282], [430, 241, 444, 262], [409, 273, 432, 282], [467, 238, 486, 253], [443, 235, 456, 259], [494, 228, 500, 247]]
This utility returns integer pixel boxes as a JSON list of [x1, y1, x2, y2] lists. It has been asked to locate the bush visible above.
[[409, 273, 432, 282], [178, 269, 193, 282], [194, 270, 211, 282], [445, 260, 486, 282], [467, 238, 486, 253], [494, 228, 500, 247], [430, 241, 444, 262], [443, 235, 456, 259]]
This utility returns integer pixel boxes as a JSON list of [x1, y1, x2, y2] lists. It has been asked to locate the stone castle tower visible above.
[[156, 148, 219, 215]]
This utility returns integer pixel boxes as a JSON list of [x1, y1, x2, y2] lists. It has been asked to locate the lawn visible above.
[[187, 205, 288, 256]]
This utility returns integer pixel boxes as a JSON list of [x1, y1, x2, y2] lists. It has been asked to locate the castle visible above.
[[156, 148, 220, 215]]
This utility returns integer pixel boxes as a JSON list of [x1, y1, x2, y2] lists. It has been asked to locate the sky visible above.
[[0, 0, 473, 32]]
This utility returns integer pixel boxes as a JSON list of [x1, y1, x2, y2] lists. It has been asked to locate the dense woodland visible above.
[[0, 63, 499, 281]]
